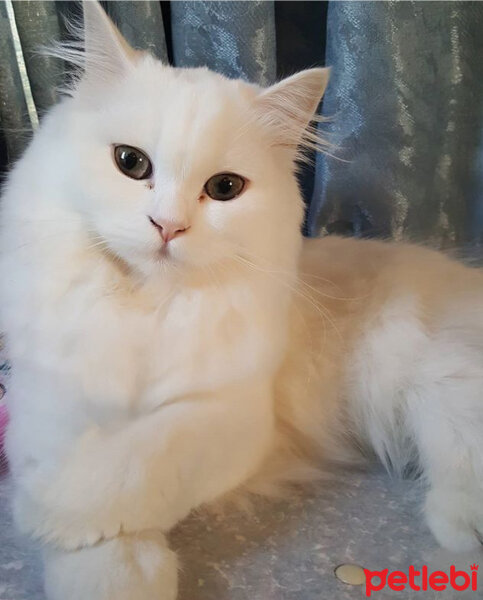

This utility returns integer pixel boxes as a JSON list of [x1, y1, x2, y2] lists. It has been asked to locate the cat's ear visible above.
[[254, 68, 330, 156], [80, 0, 137, 91]]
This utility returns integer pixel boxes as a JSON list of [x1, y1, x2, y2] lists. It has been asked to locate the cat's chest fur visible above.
[[36, 259, 287, 418]]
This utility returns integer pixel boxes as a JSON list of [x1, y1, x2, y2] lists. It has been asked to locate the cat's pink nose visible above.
[[149, 216, 190, 243]]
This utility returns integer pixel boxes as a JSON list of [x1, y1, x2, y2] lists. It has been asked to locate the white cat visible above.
[[1, 2, 482, 599]]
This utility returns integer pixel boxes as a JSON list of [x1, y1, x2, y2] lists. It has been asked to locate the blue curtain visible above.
[[170, 1, 276, 86], [2, 1, 483, 248], [308, 1, 483, 250]]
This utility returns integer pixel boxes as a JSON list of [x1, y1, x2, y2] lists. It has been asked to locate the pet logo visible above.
[[364, 564, 478, 597]]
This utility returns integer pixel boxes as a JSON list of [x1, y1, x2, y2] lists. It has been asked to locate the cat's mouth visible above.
[[155, 243, 172, 262]]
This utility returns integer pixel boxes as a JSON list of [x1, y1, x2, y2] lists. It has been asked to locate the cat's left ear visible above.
[[80, 0, 137, 93], [255, 68, 330, 152]]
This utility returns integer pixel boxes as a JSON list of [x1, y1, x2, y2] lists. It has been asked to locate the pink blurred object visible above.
[[0, 397, 8, 473]]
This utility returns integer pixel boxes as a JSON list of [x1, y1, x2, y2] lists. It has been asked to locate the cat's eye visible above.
[[204, 173, 246, 201], [113, 145, 152, 180]]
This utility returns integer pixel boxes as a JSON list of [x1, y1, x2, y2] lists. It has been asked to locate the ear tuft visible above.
[[43, 0, 137, 99], [255, 68, 330, 161], [82, 0, 137, 74], [80, 0, 136, 91]]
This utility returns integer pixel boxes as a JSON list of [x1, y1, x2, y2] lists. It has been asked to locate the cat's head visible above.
[[50, 1, 329, 277]]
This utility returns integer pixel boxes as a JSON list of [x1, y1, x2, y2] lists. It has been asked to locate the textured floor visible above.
[[1, 470, 482, 599]]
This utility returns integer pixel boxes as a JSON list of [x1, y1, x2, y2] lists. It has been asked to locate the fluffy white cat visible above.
[[1, 2, 482, 599]]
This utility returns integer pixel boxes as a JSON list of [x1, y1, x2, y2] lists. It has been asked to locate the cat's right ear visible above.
[[80, 0, 136, 93], [254, 68, 330, 159]]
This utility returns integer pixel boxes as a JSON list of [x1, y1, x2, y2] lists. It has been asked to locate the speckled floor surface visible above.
[[1, 470, 481, 599]]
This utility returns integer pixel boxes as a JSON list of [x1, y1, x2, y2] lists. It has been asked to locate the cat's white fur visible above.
[[1, 3, 482, 599]]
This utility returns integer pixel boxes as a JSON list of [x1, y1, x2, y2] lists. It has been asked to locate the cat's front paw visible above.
[[44, 531, 178, 600], [425, 488, 483, 552], [13, 425, 171, 550], [13, 488, 124, 550], [13, 427, 144, 550]]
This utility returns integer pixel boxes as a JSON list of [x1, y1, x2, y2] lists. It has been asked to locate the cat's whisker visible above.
[[298, 270, 346, 292], [233, 254, 334, 341], [230, 243, 331, 282], [232, 254, 345, 345], [231, 244, 364, 302], [242, 255, 342, 343], [296, 277, 369, 303], [85, 239, 110, 252]]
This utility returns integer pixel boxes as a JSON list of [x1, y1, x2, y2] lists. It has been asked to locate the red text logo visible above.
[[364, 564, 478, 597]]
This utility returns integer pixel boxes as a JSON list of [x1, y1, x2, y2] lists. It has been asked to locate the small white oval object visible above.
[[334, 563, 366, 586]]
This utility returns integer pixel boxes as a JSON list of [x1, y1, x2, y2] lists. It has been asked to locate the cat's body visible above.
[[283, 236, 483, 534], [1, 3, 482, 599]]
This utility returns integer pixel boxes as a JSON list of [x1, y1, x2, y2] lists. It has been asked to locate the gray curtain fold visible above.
[[170, 1, 276, 86], [104, 1, 168, 63], [470, 120, 483, 247], [0, 1, 31, 162], [308, 1, 483, 249], [11, 1, 61, 115]]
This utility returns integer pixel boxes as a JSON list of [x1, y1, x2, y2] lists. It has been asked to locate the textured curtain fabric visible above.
[[170, 1, 276, 86], [105, 1, 168, 62], [1, 0, 483, 248], [11, 1, 60, 115], [308, 1, 483, 249], [0, 1, 37, 160]]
